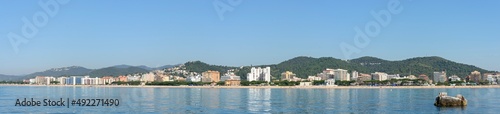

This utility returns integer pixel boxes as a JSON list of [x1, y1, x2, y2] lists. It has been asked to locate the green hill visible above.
[[89, 66, 149, 77], [184, 56, 496, 80], [183, 61, 237, 75], [272, 56, 370, 78], [23, 66, 92, 79], [350, 56, 493, 78]]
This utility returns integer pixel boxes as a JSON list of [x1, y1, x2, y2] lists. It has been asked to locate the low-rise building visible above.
[[407, 75, 418, 80], [127, 75, 141, 81], [224, 80, 241, 86], [221, 75, 241, 81], [102, 76, 115, 85], [299, 82, 312, 86], [387, 74, 400, 79], [325, 79, 336, 86], [449, 75, 461, 82], [29, 79, 36, 84], [281, 71, 296, 81], [307, 76, 322, 81], [118, 76, 128, 82], [371, 72, 388, 81], [187, 75, 202, 82], [418, 74, 430, 82], [485, 73, 500, 84]]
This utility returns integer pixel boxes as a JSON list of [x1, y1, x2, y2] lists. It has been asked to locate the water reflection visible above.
[[2, 86, 500, 113], [248, 88, 271, 112], [202, 88, 220, 109]]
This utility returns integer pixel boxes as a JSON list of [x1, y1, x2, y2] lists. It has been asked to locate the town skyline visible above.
[[1, 0, 499, 75]]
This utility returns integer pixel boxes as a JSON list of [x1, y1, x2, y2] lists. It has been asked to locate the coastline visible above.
[[1, 84, 500, 89]]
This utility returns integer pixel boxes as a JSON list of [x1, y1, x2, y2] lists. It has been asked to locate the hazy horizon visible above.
[[1, 0, 499, 75]]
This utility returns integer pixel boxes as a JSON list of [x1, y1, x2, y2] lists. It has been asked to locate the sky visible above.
[[0, 0, 499, 75]]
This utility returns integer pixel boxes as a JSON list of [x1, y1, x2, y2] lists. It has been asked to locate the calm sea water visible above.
[[0, 86, 499, 113]]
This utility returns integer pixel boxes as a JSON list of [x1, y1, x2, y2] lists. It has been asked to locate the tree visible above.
[[50, 81, 60, 84], [313, 80, 325, 85], [217, 81, 225, 86]]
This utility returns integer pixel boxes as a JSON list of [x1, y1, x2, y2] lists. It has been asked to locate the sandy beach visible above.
[[2, 84, 500, 89]]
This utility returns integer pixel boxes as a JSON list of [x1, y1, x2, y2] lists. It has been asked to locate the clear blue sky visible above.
[[1, 0, 499, 75]]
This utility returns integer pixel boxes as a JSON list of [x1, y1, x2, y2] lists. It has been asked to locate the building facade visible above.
[[202, 70, 221, 82], [371, 72, 388, 81], [433, 71, 447, 83], [334, 69, 350, 81], [281, 71, 296, 81], [470, 71, 481, 83], [418, 74, 430, 82], [307, 76, 322, 81], [221, 75, 241, 81], [449, 75, 461, 82], [247, 67, 271, 82], [351, 71, 359, 80], [187, 75, 202, 82], [142, 72, 156, 82], [65, 76, 84, 85]]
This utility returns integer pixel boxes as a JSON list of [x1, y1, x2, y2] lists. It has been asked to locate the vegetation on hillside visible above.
[[350, 56, 492, 78], [184, 61, 237, 75], [184, 56, 495, 80], [89, 67, 149, 77]]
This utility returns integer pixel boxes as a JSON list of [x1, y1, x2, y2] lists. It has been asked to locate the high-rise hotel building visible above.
[[247, 67, 271, 82]]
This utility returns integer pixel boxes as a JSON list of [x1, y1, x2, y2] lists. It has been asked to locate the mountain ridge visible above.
[[111, 64, 177, 71], [0, 64, 179, 81], [182, 56, 496, 80], [1, 56, 496, 81]]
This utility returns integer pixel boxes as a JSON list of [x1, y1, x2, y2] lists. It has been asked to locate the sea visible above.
[[0, 86, 499, 113]]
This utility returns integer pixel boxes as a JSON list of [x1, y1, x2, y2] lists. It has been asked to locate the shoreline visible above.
[[1, 84, 500, 89]]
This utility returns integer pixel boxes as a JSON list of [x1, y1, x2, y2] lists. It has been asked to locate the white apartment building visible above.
[[387, 74, 400, 79], [57, 77, 67, 85], [307, 76, 322, 81], [449, 75, 461, 82], [142, 72, 156, 82], [247, 67, 271, 82], [325, 79, 336, 86], [351, 71, 359, 80], [127, 75, 141, 81], [45, 77, 56, 85], [486, 74, 499, 84], [372, 72, 388, 81], [334, 69, 350, 81], [433, 71, 447, 83]]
